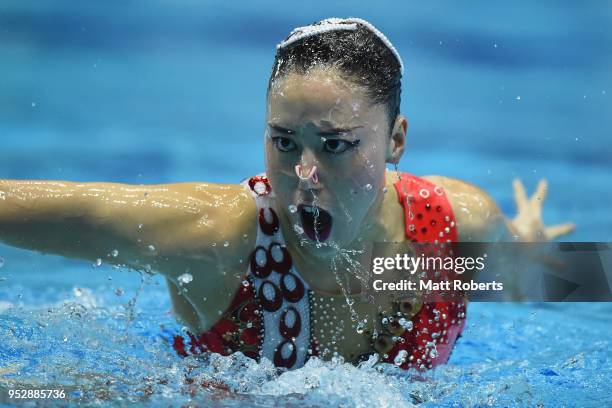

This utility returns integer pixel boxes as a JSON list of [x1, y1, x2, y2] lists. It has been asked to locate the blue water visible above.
[[1, 1, 611, 406]]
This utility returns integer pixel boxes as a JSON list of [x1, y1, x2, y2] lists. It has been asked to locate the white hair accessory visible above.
[[277, 17, 404, 75]]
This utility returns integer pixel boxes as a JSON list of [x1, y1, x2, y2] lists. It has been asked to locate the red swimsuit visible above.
[[173, 173, 466, 370]]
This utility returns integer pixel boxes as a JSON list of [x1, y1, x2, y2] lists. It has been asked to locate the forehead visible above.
[[267, 68, 383, 127]]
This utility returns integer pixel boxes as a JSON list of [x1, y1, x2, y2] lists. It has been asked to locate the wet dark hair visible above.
[[268, 21, 402, 131]]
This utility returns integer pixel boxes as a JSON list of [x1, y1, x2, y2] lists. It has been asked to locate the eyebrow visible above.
[[317, 126, 362, 136], [268, 123, 295, 134], [267, 122, 363, 135]]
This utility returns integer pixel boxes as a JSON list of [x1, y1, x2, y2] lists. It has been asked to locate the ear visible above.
[[386, 115, 407, 164]]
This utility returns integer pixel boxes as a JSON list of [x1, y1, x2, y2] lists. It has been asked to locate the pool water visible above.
[[1, 282, 610, 407], [1, 1, 611, 406]]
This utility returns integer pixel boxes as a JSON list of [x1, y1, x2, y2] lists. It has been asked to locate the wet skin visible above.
[[0, 68, 574, 356]]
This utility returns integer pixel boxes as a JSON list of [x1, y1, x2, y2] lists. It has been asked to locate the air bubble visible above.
[[223, 241, 230, 247], [394, 349, 408, 366], [148, 244, 156, 252], [115, 288, 124, 296], [398, 318, 414, 331], [111, 249, 119, 257], [293, 224, 304, 234], [93, 258, 102, 268], [178, 273, 193, 285], [288, 204, 298, 213], [364, 184, 372, 191]]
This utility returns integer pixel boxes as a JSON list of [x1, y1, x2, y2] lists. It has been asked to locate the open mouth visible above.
[[298, 204, 333, 242]]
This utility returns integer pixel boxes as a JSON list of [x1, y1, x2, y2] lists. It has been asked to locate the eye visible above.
[[323, 139, 360, 154], [272, 136, 296, 152]]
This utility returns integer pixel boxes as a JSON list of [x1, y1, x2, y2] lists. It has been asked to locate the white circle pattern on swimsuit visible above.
[[244, 175, 311, 369]]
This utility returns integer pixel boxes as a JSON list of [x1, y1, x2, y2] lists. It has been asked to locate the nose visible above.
[[295, 164, 321, 191], [295, 164, 319, 184]]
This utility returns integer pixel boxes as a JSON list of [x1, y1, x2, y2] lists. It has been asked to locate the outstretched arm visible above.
[[424, 176, 575, 242], [425, 175, 575, 300], [0, 180, 257, 279]]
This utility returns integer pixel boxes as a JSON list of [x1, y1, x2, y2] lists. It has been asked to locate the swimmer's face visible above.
[[265, 67, 405, 254]]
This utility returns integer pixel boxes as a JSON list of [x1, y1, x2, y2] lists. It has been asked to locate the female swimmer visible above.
[[0, 18, 574, 370]]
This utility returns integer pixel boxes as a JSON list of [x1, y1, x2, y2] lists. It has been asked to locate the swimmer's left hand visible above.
[[508, 178, 575, 242]]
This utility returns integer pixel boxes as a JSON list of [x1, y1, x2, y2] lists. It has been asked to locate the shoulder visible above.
[[422, 175, 505, 241], [169, 181, 256, 223], [147, 181, 258, 255]]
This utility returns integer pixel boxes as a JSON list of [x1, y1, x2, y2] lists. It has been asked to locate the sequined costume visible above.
[[172, 173, 466, 370]]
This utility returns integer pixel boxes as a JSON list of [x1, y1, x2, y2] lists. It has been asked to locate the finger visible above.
[[531, 179, 548, 207], [512, 178, 528, 211], [545, 223, 576, 240]]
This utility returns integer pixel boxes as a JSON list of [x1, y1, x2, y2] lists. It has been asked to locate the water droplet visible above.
[[288, 204, 297, 213], [74, 287, 82, 297], [148, 244, 156, 252], [223, 241, 230, 247], [394, 349, 408, 366], [383, 187, 388, 193], [93, 258, 102, 267], [178, 273, 193, 285], [364, 184, 372, 191], [242, 280, 250, 287], [516, 95, 521, 101], [138, 223, 143, 229], [115, 287, 124, 296], [31, 102, 37, 108], [110, 249, 119, 257], [293, 224, 304, 234], [211, 242, 217, 247]]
